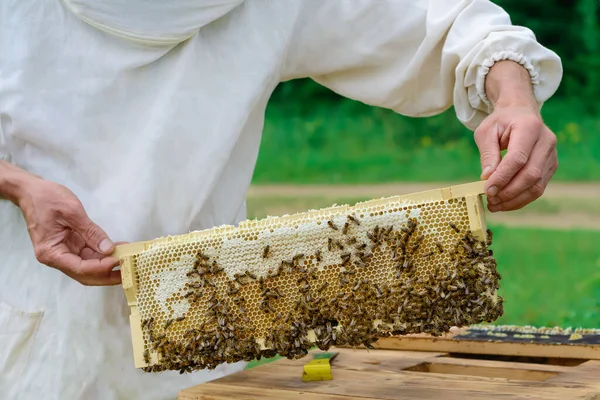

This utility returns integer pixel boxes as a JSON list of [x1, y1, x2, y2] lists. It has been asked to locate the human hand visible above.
[[474, 104, 558, 212], [474, 60, 558, 212], [15, 174, 122, 286]]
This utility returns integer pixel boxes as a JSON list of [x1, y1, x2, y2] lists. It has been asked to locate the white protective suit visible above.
[[0, 0, 562, 399]]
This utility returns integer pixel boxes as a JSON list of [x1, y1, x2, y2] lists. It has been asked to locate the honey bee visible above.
[[408, 218, 417, 231], [345, 237, 357, 246], [262, 245, 270, 259], [292, 253, 305, 263], [423, 251, 435, 258], [335, 240, 345, 250], [245, 271, 257, 280], [274, 287, 285, 298], [197, 251, 210, 261], [374, 286, 384, 299], [327, 220, 338, 231], [412, 235, 424, 251], [449, 222, 460, 233], [164, 319, 174, 330], [315, 250, 322, 262], [341, 252, 351, 265], [143, 350, 150, 364], [461, 243, 473, 254], [227, 285, 239, 296], [328, 238, 333, 251], [348, 214, 360, 225], [318, 282, 328, 292], [176, 316, 185, 322], [342, 222, 350, 235], [300, 283, 311, 293], [436, 241, 444, 253], [186, 270, 200, 278]]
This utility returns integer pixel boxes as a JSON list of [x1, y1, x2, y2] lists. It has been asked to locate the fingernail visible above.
[[488, 197, 500, 205], [482, 166, 492, 176], [99, 239, 114, 253], [487, 186, 498, 197]]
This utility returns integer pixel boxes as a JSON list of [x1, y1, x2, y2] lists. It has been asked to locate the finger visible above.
[[64, 231, 86, 255], [50, 250, 122, 286], [65, 207, 115, 255], [80, 247, 105, 260], [485, 119, 542, 197], [488, 139, 555, 205], [474, 121, 503, 179], [488, 161, 556, 212]]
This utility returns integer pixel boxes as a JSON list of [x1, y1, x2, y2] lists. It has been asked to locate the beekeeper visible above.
[[0, 0, 561, 399]]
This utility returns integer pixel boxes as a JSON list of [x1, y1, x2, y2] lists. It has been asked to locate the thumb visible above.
[[474, 123, 502, 180], [67, 210, 115, 254]]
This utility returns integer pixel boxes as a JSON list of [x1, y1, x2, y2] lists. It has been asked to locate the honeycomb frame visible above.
[[114, 180, 502, 372]]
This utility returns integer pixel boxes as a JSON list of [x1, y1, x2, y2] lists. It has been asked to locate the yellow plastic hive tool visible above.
[[302, 352, 339, 381]]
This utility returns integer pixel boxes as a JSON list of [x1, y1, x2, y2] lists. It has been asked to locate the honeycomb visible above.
[[121, 188, 503, 373]]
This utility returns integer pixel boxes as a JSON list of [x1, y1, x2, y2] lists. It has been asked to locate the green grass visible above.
[[490, 224, 600, 328], [252, 94, 600, 184]]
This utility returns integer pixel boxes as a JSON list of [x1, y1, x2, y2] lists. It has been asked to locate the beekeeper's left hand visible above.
[[473, 61, 559, 212]]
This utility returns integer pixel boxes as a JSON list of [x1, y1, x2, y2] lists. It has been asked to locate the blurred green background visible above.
[[248, 0, 600, 331]]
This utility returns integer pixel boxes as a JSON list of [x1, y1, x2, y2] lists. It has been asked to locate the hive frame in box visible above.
[[114, 180, 491, 370]]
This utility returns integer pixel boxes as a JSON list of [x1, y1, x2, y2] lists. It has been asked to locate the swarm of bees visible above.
[[137, 210, 503, 374]]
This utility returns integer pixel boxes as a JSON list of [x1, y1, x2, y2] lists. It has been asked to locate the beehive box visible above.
[[114, 180, 503, 374], [179, 325, 600, 400]]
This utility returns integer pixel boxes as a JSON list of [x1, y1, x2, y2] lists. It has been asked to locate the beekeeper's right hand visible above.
[[0, 161, 121, 286]]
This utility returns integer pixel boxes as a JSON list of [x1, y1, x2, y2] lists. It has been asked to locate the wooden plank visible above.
[[179, 348, 599, 400], [548, 360, 600, 385], [272, 348, 447, 372], [424, 355, 570, 374], [178, 384, 378, 400], [199, 361, 591, 400], [404, 362, 560, 382], [369, 336, 600, 360]]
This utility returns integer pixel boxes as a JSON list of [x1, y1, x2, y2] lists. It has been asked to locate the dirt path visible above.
[[248, 182, 600, 230]]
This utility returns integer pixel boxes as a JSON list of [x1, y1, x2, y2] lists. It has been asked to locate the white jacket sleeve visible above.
[[281, 0, 563, 130]]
